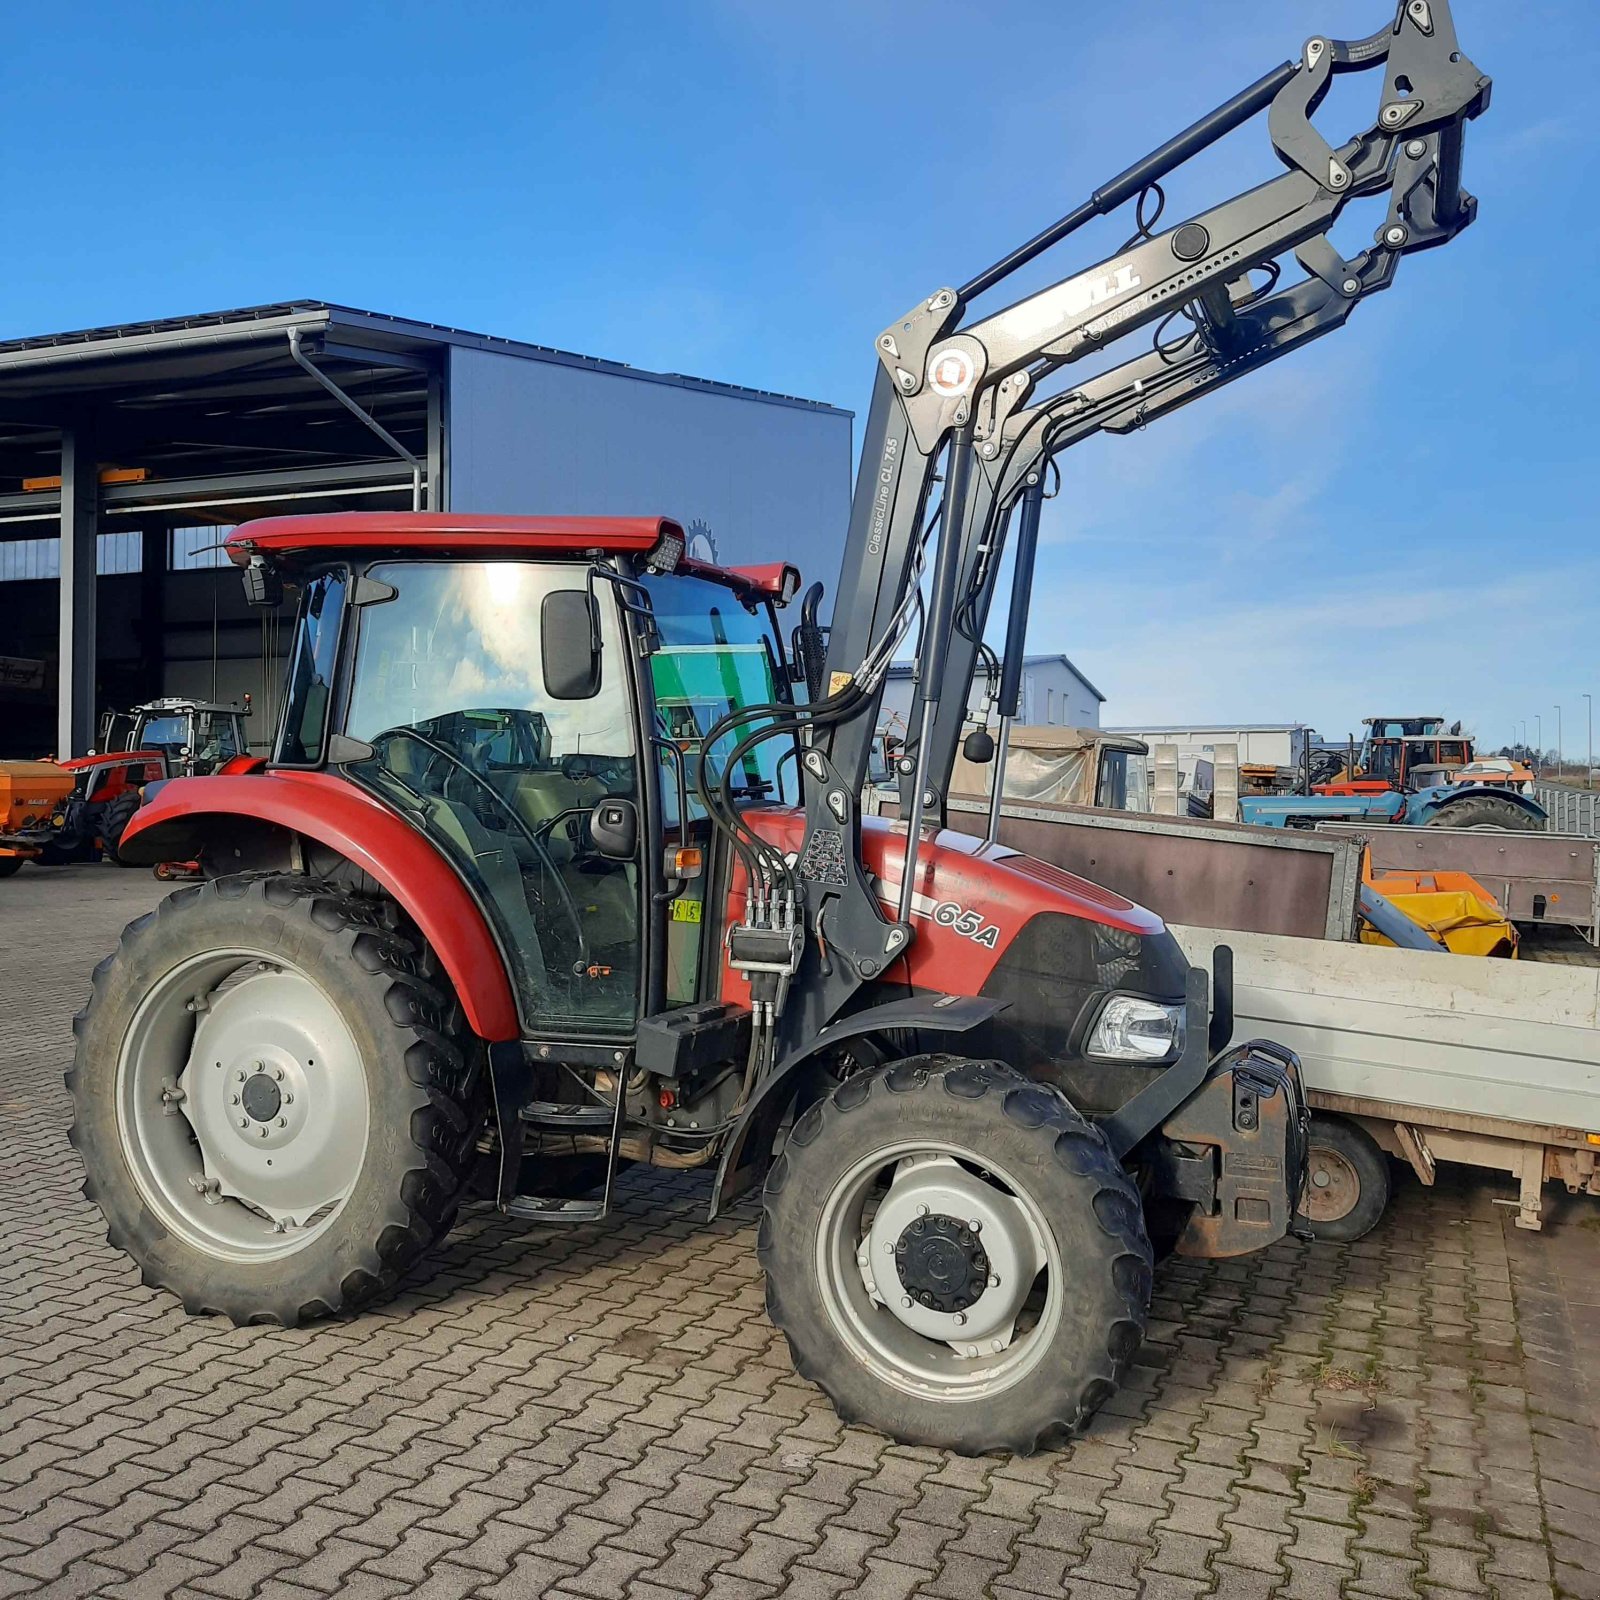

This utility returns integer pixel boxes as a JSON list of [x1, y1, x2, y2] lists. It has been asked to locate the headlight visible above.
[[1088, 996, 1186, 1062]]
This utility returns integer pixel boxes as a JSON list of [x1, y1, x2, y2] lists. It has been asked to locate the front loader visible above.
[[70, 1, 1489, 1454]]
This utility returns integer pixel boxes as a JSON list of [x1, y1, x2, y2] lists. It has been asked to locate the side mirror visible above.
[[589, 797, 637, 861], [964, 727, 995, 763], [542, 590, 601, 700]]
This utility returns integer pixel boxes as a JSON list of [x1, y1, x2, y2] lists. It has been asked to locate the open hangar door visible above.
[[0, 304, 443, 758], [0, 302, 851, 760]]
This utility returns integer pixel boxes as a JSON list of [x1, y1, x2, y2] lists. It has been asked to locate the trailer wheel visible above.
[[1304, 1115, 1389, 1242], [760, 1055, 1151, 1455], [1425, 795, 1542, 832], [68, 873, 487, 1325]]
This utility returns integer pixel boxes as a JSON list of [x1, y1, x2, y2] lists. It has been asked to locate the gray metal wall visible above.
[[446, 348, 852, 571]]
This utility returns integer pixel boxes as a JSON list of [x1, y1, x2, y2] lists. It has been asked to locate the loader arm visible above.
[[713, 0, 1489, 1061]]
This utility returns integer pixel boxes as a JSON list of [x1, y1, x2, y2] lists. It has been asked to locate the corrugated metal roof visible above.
[[0, 300, 851, 417]]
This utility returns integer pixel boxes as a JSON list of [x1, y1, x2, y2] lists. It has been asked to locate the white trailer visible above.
[[938, 794, 1600, 1238], [1173, 923, 1600, 1235]]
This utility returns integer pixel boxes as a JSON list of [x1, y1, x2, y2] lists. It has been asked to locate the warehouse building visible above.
[[878, 653, 1105, 743], [0, 302, 852, 757]]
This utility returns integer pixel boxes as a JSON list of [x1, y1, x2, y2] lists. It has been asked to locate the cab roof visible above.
[[227, 511, 681, 561], [225, 512, 799, 600]]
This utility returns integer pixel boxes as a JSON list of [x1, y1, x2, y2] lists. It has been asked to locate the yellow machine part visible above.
[[0, 761, 75, 859], [1363, 866, 1519, 958]]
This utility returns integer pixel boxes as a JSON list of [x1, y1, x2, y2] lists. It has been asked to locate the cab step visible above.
[[505, 1195, 607, 1222], [518, 1099, 615, 1130], [489, 1043, 628, 1226]]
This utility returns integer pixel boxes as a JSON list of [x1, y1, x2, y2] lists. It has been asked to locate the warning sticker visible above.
[[672, 899, 703, 924]]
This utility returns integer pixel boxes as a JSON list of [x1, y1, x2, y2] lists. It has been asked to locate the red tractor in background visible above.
[[0, 696, 251, 874], [68, 0, 1488, 1453]]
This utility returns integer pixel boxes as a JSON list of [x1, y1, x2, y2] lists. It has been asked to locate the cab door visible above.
[[333, 559, 646, 1039]]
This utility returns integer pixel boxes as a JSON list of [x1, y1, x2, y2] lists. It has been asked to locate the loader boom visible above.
[[717, 0, 1490, 1065]]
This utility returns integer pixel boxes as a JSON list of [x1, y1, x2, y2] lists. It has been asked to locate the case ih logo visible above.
[[927, 349, 975, 398]]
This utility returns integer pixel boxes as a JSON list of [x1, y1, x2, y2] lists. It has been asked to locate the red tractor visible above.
[[69, 0, 1488, 1452], [0, 697, 250, 873]]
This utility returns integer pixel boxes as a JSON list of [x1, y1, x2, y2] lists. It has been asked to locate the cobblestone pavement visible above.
[[3, 863, 1599, 1600]]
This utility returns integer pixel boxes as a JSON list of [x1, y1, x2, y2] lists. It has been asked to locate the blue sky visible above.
[[4, 1, 1594, 757]]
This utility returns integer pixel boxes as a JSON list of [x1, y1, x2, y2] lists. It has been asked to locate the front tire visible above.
[[760, 1055, 1152, 1455], [69, 873, 487, 1325], [100, 789, 144, 865], [0, 856, 22, 879]]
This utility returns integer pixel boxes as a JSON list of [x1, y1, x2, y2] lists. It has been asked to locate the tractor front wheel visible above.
[[0, 856, 22, 879], [760, 1055, 1152, 1455], [100, 790, 144, 866], [68, 873, 487, 1325]]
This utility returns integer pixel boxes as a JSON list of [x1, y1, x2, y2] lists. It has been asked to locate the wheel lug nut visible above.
[[231, 1095, 240, 1106], [969, 1219, 981, 1232], [236, 1070, 246, 1082], [953, 1313, 967, 1326], [258, 1128, 269, 1139], [283, 1094, 294, 1105], [916, 1204, 929, 1217], [901, 1297, 913, 1310], [274, 1069, 284, 1082], [988, 1274, 1000, 1288], [238, 1117, 249, 1128], [278, 1118, 287, 1128]]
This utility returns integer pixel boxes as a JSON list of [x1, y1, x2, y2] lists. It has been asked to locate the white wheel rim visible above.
[[116, 948, 370, 1262], [815, 1139, 1062, 1401]]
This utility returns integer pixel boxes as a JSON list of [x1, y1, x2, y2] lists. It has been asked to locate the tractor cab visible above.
[[236, 514, 800, 1038], [125, 697, 251, 776], [1323, 716, 1473, 794]]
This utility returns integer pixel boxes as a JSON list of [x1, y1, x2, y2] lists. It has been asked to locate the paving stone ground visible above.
[[3, 862, 1599, 1600]]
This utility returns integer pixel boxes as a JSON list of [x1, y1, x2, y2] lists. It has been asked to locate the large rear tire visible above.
[[760, 1055, 1152, 1455], [68, 873, 488, 1325], [1425, 794, 1542, 831]]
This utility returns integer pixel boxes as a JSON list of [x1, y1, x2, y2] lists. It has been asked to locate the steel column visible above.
[[136, 523, 168, 705], [56, 421, 99, 757]]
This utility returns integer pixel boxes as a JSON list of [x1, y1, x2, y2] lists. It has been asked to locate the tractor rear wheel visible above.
[[0, 857, 22, 879], [1425, 795, 1542, 831], [68, 873, 487, 1325], [760, 1055, 1152, 1455]]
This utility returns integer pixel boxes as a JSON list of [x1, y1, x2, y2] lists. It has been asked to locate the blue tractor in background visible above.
[[1239, 716, 1548, 832]]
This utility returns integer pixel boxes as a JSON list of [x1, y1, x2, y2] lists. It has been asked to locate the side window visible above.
[[275, 571, 347, 764], [342, 561, 642, 1036]]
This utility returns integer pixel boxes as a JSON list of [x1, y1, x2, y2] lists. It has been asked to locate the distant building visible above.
[[1106, 722, 1316, 789], [879, 654, 1105, 741]]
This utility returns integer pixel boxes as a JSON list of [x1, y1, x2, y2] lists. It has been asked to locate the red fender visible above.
[[121, 771, 519, 1041]]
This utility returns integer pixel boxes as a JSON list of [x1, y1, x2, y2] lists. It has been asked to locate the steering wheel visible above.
[[375, 727, 592, 973]]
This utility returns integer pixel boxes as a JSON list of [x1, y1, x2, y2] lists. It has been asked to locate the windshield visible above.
[[136, 715, 188, 754], [643, 573, 792, 822]]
